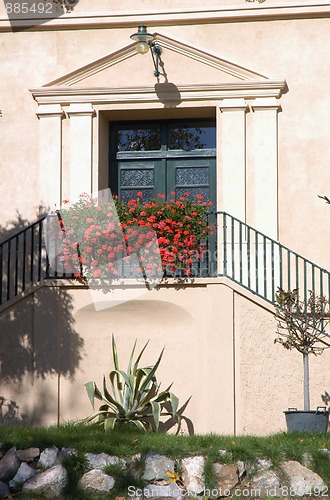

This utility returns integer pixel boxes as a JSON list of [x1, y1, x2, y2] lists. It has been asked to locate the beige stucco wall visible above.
[[0, 280, 329, 434], [1, 6, 330, 267], [1, 2, 330, 434]]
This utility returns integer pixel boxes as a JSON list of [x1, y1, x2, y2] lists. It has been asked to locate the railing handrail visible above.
[[214, 210, 330, 275], [0, 215, 47, 248]]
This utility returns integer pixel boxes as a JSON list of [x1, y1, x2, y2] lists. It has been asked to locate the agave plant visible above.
[[81, 336, 180, 432]]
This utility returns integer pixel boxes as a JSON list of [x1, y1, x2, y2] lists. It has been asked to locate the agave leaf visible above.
[[134, 348, 165, 403], [115, 369, 133, 393], [132, 340, 150, 374], [150, 400, 161, 431], [84, 381, 105, 409], [79, 408, 116, 424], [103, 375, 126, 414], [111, 335, 122, 391], [104, 417, 117, 431], [109, 370, 124, 405], [169, 392, 179, 417], [126, 339, 137, 376], [131, 419, 148, 432], [111, 334, 120, 371]]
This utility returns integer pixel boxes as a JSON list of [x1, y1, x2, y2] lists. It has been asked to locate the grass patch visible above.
[[0, 423, 329, 497]]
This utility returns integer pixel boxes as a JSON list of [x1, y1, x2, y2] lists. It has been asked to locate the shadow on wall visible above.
[[0, 288, 84, 382], [0, 211, 85, 424], [0, 207, 47, 243]]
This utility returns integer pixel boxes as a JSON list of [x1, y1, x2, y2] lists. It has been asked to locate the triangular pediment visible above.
[[43, 33, 269, 88]]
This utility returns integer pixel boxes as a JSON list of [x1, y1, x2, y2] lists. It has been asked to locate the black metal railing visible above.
[[0, 216, 75, 306], [2, 210, 330, 333]]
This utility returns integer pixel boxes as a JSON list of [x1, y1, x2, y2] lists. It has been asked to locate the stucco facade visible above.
[[1, 0, 330, 434]]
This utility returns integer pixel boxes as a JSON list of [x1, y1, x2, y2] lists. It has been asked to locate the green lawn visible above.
[[0, 424, 329, 499]]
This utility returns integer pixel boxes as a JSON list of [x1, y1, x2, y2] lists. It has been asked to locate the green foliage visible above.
[[80, 336, 181, 433], [103, 462, 147, 498], [274, 288, 330, 356], [62, 451, 89, 494]]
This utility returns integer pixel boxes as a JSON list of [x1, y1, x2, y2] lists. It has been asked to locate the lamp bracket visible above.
[[149, 42, 162, 78]]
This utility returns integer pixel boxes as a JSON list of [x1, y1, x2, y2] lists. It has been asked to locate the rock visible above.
[[16, 447, 40, 462], [181, 456, 205, 495], [79, 469, 115, 493], [218, 450, 233, 460], [38, 446, 59, 468], [0, 447, 20, 482], [57, 447, 78, 463], [301, 452, 313, 467], [143, 452, 175, 481], [143, 482, 183, 498], [0, 480, 10, 497], [250, 469, 282, 497], [9, 462, 39, 489], [257, 458, 272, 470], [22, 464, 67, 498], [213, 463, 240, 491], [281, 460, 327, 496], [236, 460, 246, 480], [85, 452, 126, 470]]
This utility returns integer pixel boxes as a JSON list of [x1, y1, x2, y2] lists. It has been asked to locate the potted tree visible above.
[[274, 288, 330, 432]]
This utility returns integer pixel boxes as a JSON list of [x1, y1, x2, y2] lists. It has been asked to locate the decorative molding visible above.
[[44, 45, 137, 87], [1, 2, 330, 31], [31, 82, 287, 107], [66, 103, 95, 116], [36, 103, 64, 118], [251, 97, 281, 111], [44, 34, 268, 88], [219, 98, 248, 111]]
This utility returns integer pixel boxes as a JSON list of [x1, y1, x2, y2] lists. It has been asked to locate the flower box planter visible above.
[[284, 407, 329, 433]]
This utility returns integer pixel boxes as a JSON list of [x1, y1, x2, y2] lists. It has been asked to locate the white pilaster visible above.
[[250, 97, 280, 240], [36, 104, 64, 209], [218, 98, 247, 221], [67, 103, 95, 202]]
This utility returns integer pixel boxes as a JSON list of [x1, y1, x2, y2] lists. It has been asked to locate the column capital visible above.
[[36, 104, 64, 118], [219, 98, 248, 112], [251, 97, 281, 111], [67, 103, 95, 117]]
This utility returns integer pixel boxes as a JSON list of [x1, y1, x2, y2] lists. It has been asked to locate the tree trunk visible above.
[[303, 352, 310, 410]]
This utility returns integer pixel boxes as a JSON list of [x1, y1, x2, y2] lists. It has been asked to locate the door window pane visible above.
[[176, 166, 209, 186], [176, 186, 209, 201], [121, 188, 154, 202], [169, 121, 216, 151], [121, 169, 154, 187], [114, 124, 161, 152]]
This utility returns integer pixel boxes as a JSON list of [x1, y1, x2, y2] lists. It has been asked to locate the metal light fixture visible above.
[[130, 24, 162, 78]]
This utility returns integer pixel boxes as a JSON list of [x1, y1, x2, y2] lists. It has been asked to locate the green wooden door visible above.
[[109, 119, 216, 205]]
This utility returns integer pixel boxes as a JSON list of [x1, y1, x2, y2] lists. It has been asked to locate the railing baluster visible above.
[[22, 230, 27, 292], [255, 232, 259, 295], [15, 235, 19, 297], [303, 260, 307, 307], [288, 250, 291, 291], [38, 220, 42, 281], [263, 235, 267, 300], [0, 244, 3, 305], [271, 240, 275, 303], [7, 240, 11, 301], [223, 213, 227, 276], [279, 245, 283, 290], [231, 217, 235, 280], [239, 221, 243, 284], [247, 226, 251, 289], [295, 254, 299, 296], [30, 226, 34, 287]]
